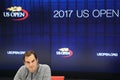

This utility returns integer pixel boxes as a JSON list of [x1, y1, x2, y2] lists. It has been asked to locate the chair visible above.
[[51, 76, 64, 80]]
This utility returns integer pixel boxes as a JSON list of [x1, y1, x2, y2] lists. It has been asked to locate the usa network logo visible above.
[[3, 6, 28, 21], [56, 48, 73, 58]]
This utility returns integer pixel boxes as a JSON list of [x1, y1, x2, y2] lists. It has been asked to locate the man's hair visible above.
[[23, 50, 38, 61]]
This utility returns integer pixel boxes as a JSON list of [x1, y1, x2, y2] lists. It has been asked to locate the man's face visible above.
[[24, 54, 38, 73]]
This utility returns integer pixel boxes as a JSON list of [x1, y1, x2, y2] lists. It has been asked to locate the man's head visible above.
[[23, 50, 38, 73]]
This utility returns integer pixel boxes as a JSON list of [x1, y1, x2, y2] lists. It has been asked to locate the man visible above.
[[14, 50, 51, 80]]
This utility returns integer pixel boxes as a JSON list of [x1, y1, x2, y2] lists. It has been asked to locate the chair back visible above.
[[51, 76, 64, 80]]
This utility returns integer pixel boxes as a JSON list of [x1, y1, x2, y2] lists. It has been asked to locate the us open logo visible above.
[[3, 6, 29, 21], [56, 48, 73, 58]]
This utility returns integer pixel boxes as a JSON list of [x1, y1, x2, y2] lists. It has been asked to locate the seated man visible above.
[[14, 50, 51, 80]]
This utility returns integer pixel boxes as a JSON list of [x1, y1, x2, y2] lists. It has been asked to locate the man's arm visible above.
[[42, 64, 51, 80], [13, 65, 26, 80]]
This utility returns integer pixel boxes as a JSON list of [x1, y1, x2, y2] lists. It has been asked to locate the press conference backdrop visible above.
[[0, 0, 120, 79]]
